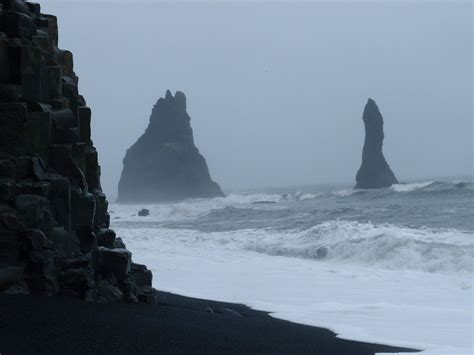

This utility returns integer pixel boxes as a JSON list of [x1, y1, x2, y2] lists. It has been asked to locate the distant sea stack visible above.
[[0, 1, 155, 302], [118, 90, 224, 203], [355, 99, 398, 189]]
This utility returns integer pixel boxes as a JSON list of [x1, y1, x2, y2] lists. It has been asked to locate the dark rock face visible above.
[[0, 0, 155, 302], [355, 99, 398, 189], [118, 90, 224, 203], [137, 208, 149, 217]]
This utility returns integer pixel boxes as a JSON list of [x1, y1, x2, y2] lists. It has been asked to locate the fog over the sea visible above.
[[41, 1, 472, 197]]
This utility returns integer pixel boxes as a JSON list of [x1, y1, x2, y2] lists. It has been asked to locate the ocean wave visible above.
[[329, 180, 474, 200], [110, 180, 472, 227], [391, 181, 434, 192], [109, 192, 306, 223], [193, 206, 292, 225], [118, 219, 474, 274], [392, 180, 474, 194], [213, 193, 283, 204], [243, 220, 474, 273]]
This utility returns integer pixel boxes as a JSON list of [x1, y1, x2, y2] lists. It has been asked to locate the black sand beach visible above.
[[0, 292, 419, 355]]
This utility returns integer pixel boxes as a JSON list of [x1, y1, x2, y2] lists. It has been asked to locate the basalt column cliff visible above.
[[355, 99, 398, 189], [0, 0, 155, 302], [118, 90, 224, 202]]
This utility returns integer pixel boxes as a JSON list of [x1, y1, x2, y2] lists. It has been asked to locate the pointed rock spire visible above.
[[355, 98, 398, 189], [118, 90, 223, 202]]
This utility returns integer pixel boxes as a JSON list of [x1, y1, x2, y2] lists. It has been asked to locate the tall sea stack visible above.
[[0, 0, 155, 302], [355, 99, 398, 189], [118, 90, 224, 203]]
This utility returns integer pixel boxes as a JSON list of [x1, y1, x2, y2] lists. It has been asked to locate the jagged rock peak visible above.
[[355, 98, 398, 189], [0, 0, 156, 303], [174, 91, 186, 109], [155, 90, 187, 115], [118, 90, 224, 203]]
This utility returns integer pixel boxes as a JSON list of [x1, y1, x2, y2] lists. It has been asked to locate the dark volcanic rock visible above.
[[0, 0, 155, 302], [137, 208, 149, 217], [355, 99, 398, 189], [118, 90, 224, 203], [98, 247, 131, 281]]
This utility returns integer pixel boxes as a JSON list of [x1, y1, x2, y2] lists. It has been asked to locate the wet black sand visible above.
[[0, 292, 419, 354]]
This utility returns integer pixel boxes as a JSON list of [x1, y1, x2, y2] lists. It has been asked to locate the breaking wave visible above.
[[241, 220, 474, 273], [219, 180, 474, 203], [391, 180, 474, 194], [391, 181, 434, 192], [330, 180, 473, 200], [111, 180, 473, 221], [116, 220, 474, 274], [110, 178, 473, 274]]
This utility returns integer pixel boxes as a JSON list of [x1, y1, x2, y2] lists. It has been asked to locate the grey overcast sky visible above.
[[40, 1, 472, 197]]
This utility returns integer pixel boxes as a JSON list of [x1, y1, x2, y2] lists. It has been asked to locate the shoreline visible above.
[[0, 292, 419, 354]]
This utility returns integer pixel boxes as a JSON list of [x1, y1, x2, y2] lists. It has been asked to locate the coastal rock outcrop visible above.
[[118, 90, 224, 202], [355, 99, 398, 189], [0, 0, 155, 302]]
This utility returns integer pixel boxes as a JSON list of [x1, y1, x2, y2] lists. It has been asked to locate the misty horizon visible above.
[[41, 0, 472, 197]]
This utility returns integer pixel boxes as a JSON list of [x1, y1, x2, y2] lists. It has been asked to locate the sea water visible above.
[[110, 179, 473, 355]]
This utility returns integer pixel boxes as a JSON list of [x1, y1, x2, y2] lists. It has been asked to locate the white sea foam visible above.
[[111, 199, 474, 274], [391, 181, 434, 192], [110, 183, 473, 354], [330, 179, 474, 196], [114, 222, 473, 355], [332, 188, 357, 197], [245, 221, 474, 273], [298, 192, 323, 200]]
